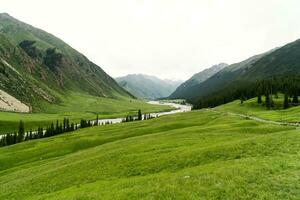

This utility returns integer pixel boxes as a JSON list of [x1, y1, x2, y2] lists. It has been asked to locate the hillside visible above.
[[116, 74, 182, 99], [0, 13, 132, 112], [0, 99, 299, 199], [175, 48, 279, 104], [175, 39, 300, 107], [194, 39, 300, 108], [169, 63, 228, 99]]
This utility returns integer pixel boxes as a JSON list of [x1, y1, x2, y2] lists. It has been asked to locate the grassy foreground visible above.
[[0, 104, 300, 199], [0, 93, 172, 133]]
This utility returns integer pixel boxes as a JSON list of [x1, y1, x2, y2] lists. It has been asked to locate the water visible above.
[[0, 101, 192, 139], [94, 101, 192, 125]]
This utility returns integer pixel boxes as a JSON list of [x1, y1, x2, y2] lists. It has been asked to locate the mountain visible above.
[[169, 63, 228, 99], [116, 74, 182, 99], [178, 38, 300, 105], [0, 13, 132, 112]]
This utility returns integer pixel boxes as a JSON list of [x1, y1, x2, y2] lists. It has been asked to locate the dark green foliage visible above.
[[179, 39, 300, 108], [43, 48, 62, 71], [283, 94, 289, 109], [95, 115, 99, 126], [80, 119, 92, 128], [193, 76, 300, 110], [257, 95, 262, 104], [240, 94, 246, 104], [138, 109, 142, 120], [17, 120, 25, 142], [265, 95, 271, 110], [292, 95, 299, 104], [18, 40, 38, 58]]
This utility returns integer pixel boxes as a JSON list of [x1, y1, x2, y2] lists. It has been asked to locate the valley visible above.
[[1, 3, 300, 199], [0, 97, 299, 199]]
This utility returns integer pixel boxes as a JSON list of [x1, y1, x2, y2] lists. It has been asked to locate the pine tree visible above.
[[55, 120, 59, 134], [29, 129, 33, 140], [138, 109, 142, 120], [283, 94, 289, 109], [265, 94, 271, 110], [96, 114, 99, 126], [18, 120, 25, 143], [292, 94, 299, 104], [257, 95, 262, 104]]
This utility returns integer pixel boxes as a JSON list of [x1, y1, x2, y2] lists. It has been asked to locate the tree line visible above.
[[0, 110, 156, 147], [193, 76, 300, 110], [123, 109, 155, 122]]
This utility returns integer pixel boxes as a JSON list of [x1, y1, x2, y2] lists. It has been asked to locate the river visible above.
[[95, 101, 192, 124], [0, 101, 192, 139]]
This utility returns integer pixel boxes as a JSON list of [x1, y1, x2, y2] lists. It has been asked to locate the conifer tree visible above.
[[18, 120, 25, 142], [283, 94, 289, 109], [292, 94, 299, 104], [265, 94, 271, 110], [138, 109, 142, 120], [257, 95, 262, 104]]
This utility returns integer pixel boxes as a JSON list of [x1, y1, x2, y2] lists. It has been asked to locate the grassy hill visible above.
[[169, 63, 228, 99], [0, 13, 133, 112], [116, 74, 182, 100], [0, 13, 173, 133], [0, 97, 299, 199]]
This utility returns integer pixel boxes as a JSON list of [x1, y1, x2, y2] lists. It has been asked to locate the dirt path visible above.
[[209, 109, 300, 127]]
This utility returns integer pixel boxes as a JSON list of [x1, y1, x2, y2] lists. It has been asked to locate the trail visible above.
[[210, 109, 300, 127]]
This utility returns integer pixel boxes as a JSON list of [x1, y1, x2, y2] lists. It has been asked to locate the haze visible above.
[[1, 0, 300, 80]]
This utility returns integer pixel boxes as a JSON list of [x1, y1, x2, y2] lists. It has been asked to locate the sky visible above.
[[1, 0, 300, 80]]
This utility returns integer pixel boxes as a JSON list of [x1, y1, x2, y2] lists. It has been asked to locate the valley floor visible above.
[[0, 98, 299, 199], [0, 93, 172, 134]]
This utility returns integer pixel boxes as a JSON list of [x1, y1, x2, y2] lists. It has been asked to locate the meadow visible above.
[[0, 100, 299, 199], [217, 95, 300, 123], [0, 93, 172, 134]]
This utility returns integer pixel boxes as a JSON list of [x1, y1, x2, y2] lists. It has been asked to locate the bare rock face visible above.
[[0, 89, 30, 113]]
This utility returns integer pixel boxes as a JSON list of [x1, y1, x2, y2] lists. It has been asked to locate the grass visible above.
[[0, 93, 172, 134], [0, 104, 300, 199], [216, 94, 300, 123]]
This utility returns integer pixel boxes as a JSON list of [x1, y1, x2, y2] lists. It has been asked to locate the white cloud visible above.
[[1, 0, 300, 80]]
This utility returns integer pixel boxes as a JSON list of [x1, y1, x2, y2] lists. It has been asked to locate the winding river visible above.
[[0, 101, 192, 139], [96, 101, 192, 125]]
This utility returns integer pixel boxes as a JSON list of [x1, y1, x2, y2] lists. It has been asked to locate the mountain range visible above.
[[116, 74, 182, 100], [170, 38, 300, 105], [169, 63, 228, 99]]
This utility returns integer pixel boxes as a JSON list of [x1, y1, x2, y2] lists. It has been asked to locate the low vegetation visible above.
[[0, 101, 299, 199], [0, 93, 172, 134]]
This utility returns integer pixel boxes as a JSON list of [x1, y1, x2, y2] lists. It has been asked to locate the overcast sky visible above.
[[1, 0, 300, 80]]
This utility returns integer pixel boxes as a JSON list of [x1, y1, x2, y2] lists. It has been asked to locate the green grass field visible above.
[[0, 93, 172, 134], [0, 101, 300, 199], [216, 95, 300, 123]]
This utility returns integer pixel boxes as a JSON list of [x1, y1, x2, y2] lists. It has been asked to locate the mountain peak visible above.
[[116, 74, 182, 100], [169, 63, 228, 99]]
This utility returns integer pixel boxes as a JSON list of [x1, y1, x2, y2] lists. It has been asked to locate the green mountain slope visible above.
[[194, 39, 300, 107], [173, 47, 282, 103], [169, 63, 228, 99], [116, 74, 182, 99], [0, 100, 299, 199], [0, 13, 132, 112]]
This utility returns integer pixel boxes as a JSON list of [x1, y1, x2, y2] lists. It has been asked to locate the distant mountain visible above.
[[116, 74, 182, 100], [0, 13, 132, 112], [169, 63, 228, 99], [175, 38, 300, 106]]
